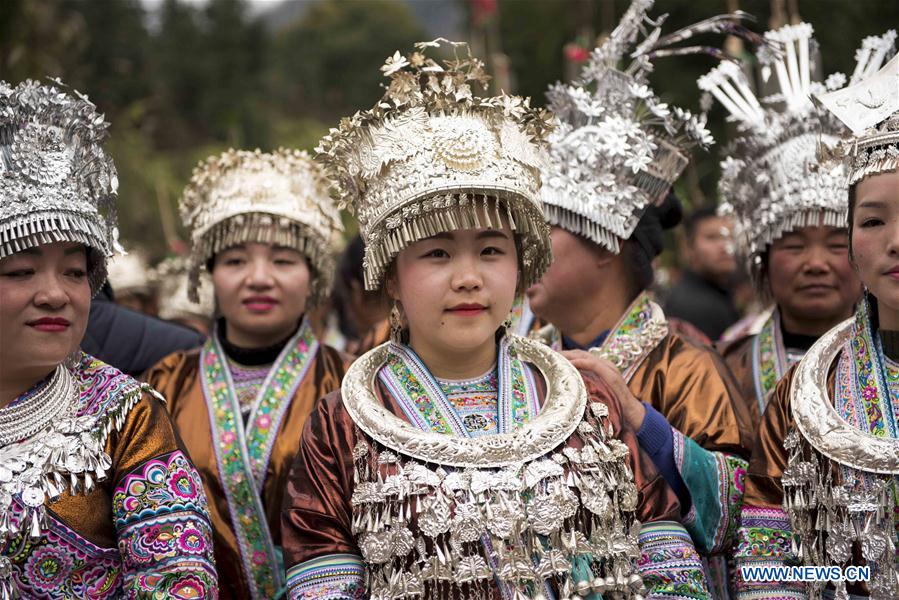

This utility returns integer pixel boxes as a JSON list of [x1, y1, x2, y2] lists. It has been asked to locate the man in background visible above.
[[665, 207, 739, 341]]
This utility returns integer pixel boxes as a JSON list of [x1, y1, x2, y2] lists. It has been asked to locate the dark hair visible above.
[[624, 192, 683, 296], [337, 234, 366, 289], [683, 205, 720, 243]]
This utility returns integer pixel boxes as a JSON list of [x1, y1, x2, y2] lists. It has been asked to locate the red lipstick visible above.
[[27, 317, 71, 332]]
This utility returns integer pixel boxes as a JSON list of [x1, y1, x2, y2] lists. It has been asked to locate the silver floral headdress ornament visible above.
[[0, 78, 121, 292], [179, 148, 344, 305], [815, 48, 899, 186], [704, 25, 896, 266], [316, 39, 554, 290], [541, 0, 762, 253]]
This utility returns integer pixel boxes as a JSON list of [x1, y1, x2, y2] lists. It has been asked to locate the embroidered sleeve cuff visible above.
[[287, 554, 366, 600], [637, 520, 711, 597]]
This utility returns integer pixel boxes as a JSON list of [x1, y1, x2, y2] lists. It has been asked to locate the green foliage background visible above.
[[3, 0, 897, 261]]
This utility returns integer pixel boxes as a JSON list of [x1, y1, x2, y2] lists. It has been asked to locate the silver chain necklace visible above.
[[0, 366, 77, 446]]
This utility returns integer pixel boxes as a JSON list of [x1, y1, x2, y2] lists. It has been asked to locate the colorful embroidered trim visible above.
[[5, 452, 216, 599], [733, 505, 804, 598], [113, 450, 217, 597], [842, 298, 899, 438], [637, 520, 711, 598], [6, 501, 122, 598], [378, 336, 538, 438], [438, 369, 500, 437], [751, 310, 788, 415], [833, 305, 899, 532], [201, 318, 319, 598], [286, 554, 366, 600]]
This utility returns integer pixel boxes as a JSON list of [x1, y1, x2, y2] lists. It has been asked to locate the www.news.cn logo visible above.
[[741, 565, 871, 583]]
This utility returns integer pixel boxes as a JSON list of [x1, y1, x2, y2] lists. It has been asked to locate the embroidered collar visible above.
[[588, 292, 669, 381], [218, 318, 301, 366], [200, 317, 319, 598], [342, 334, 588, 468], [533, 292, 668, 382], [378, 337, 540, 438], [791, 300, 899, 474], [751, 308, 788, 414]]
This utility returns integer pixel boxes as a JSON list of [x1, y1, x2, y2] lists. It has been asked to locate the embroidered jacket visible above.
[[0, 354, 218, 599], [145, 320, 348, 599]]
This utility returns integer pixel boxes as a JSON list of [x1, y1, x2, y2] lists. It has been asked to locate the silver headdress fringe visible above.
[[0, 79, 120, 292], [188, 213, 336, 307], [816, 49, 899, 186], [316, 40, 554, 290], [706, 26, 895, 267], [542, 0, 762, 252], [179, 148, 343, 306]]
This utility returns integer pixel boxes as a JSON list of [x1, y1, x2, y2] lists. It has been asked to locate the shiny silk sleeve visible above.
[[718, 335, 760, 424], [282, 392, 364, 599], [107, 392, 218, 598], [634, 335, 752, 556]]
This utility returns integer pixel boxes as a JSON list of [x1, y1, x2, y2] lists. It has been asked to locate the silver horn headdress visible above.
[[0, 79, 120, 292], [704, 25, 895, 268], [541, 0, 761, 253], [815, 49, 899, 185]]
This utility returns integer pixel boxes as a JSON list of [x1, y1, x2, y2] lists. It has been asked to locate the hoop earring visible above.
[[389, 301, 404, 344]]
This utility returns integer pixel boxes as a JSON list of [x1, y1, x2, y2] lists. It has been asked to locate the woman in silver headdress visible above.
[[734, 50, 899, 599], [280, 39, 713, 600], [144, 149, 347, 599], [711, 26, 893, 428], [0, 79, 217, 598]]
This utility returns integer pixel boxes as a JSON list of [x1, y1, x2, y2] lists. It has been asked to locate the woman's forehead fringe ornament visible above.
[[0, 78, 122, 293], [815, 49, 899, 185], [704, 25, 895, 269], [541, 0, 765, 254], [315, 38, 554, 291], [178, 148, 344, 306]]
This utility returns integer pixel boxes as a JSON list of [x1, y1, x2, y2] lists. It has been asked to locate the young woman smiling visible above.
[[145, 149, 346, 599], [281, 40, 711, 600], [734, 53, 899, 599], [0, 79, 216, 598]]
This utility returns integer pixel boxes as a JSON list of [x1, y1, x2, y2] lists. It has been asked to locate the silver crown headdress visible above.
[[815, 51, 899, 185], [317, 39, 554, 290], [0, 79, 120, 292], [541, 0, 761, 253], [703, 25, 896, 265], [179, 148, 344, 305]]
